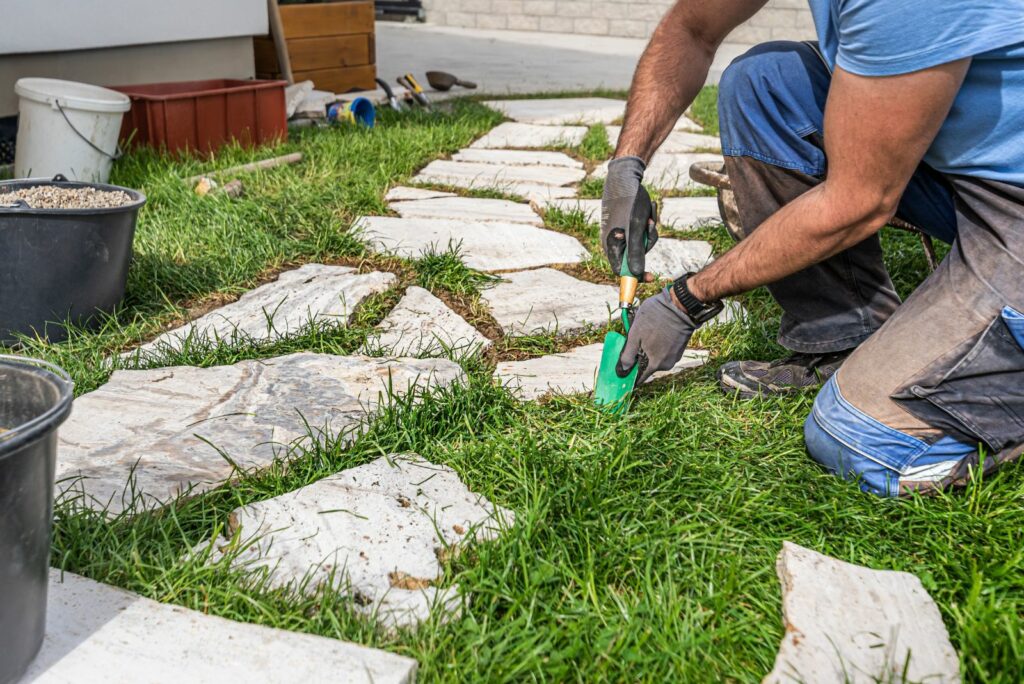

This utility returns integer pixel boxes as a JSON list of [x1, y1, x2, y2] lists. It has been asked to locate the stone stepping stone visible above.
[[765, 542, 959, 684], [414, 159, 585, 189], [674, 115, 704, 133], [646, 238, 715, 280], [481, 268, 617, 336], [470, 122, 588, 149], [57, 353, 464, 514], [451, 148, 583, 168], [27, 569, 417, 683], [356, 216, 589, 272], [362, 287, 490, 357], [660, 197, 722, 230], [498, 183, 578, 204], [389, 196, 542, 226], [495, 343, 710, 401], [607, 127, 721, 153], [122, 264, 395, 364], [385, 186, 455, 202], [592, 153, 725, 192], [204, 454, 513, 629], [483, 97, 626, 125]]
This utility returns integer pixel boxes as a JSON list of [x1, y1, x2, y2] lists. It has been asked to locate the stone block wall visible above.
[[421, 0, 817, 42]]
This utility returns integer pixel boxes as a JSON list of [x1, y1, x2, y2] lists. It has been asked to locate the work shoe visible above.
[[717, 350, 851, 399]]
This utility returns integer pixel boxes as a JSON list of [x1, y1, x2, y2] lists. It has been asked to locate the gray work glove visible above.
[[617, 287, 697, 385], [601, 156, 658, 277]]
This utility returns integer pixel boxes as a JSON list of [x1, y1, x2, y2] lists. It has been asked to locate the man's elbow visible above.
[[825, 184, 901, 241]]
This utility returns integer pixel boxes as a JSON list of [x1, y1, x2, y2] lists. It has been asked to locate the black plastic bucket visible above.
[[0, 174, 145, 344], [0, 355, 73, 684]]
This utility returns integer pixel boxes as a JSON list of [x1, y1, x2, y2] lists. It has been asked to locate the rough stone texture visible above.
[[483, 97, 626, 124], [498, 183, 578, 204], [495, 343, 709, 400], [414, 159, 585, 188], [673, 115, 703, 133], [57, 353, 465, 514], [765, 542, 960, 684], [481, 268, 617, 336], [660, 197, 722, 230], [645, 238, 715, 279], [357, 216, 589, 272], [385, 186, 455, 201], [122, 265, 395, 363], [26, 570, 417, 684], [607, 127, 721, 153], [389, 196, 542, 226], [470, 122, 588, 149], [205, 454, 513, 629], [451, 148, 583, 168], [363, 286, 490, 356], [592, 152, 725, 191]]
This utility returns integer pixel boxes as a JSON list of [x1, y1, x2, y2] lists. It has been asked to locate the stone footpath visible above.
[[46, 98, 961, 681]]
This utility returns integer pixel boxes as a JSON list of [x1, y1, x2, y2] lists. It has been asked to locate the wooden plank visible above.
[[292, 65, 377, 93], [254, 37, 280, 74], [278, 1, 374, 39], [287, 35, 372, 71]]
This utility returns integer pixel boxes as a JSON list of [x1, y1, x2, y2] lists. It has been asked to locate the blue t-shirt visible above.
[[808, 0, 1024, 185]]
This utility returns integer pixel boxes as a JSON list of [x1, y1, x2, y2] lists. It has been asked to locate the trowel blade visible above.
[[594, 330, 638, 413]]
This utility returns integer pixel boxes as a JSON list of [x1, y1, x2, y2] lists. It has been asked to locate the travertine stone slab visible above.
[[607, 127, 721, 153], [122, 265, 395, 363], [481, 268, 617, 336], [765, 542, 960, 684], [675, 115, 703, 132], [57, 353, 464, 514], [499, 183, 578, 204], [414, 160, 585, 188], [470, 122, 588, 149], [592, 153, 725, 192], [357, 216, 589, 272], [363, 287, 490, 356], [385, 186, 455, 201], [389, 196, 542, 225], [26, 570, 417, 684], [483, 97, 626, 125], [206, 454, 513, 629], [495, 343, 710, 401], [660, 197, 722, 229], [451, 149, 584, 168], [645, 238, 715, 279]]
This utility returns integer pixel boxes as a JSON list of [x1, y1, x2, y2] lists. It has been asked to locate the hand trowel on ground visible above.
[[594, 188, 656, 413]]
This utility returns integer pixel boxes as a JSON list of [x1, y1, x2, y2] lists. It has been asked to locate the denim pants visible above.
[[717, 41, 1024, 496]]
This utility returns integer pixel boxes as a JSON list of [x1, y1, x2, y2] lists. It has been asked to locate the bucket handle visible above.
[[55, 100, 123, 162], [0, 176, 72, 210]]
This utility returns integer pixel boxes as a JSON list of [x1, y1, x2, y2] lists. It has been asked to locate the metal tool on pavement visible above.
[[426, 71, 477, 91], [397, 74, 432, 109], [594, 188, 657, 413], [375, 78, 405, 112]]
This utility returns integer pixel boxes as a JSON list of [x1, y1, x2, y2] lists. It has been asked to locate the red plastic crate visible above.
[[110, 79, 288, 155]]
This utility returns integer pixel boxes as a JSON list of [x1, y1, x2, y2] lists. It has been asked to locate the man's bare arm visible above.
[[616, 0, 765, 162], [687, 60, 970, 304]]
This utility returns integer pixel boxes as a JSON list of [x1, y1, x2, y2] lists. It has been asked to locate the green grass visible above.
[[10, 91, 1024, 682]]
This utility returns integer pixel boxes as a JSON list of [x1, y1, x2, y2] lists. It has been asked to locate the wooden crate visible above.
[[255, 1, 376, 93]]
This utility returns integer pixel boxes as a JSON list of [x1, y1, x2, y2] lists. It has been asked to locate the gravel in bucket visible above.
[[0, 185, 133, 209]]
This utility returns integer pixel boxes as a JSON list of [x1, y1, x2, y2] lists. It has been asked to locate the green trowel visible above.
[[594, 189, 656, 413]]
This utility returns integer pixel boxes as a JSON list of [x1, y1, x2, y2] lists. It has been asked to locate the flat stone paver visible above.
[[495, 343, 710, 401], [362, 286, 490, 356], [451, 149, 583, 168], [385, 186, 455, 201], [205, 454, 513, 629], [483, 97, 626, 125], [607, 127, 721, 153], [765, 542, 960, 684], [414, 159, 585, 188], [57, 353, 464, 514], [674, 115, 704, 132], [481, 268, 617, 336], [660, 197, 722, 230], [645, 238, 715, 279], [357, 216, 589, 272], [122, 265, 395, 364], [389, 196, 542, 226], [497, 183, 578, 204], [26, 570, 417, 683], [470, 122, 588, 149], [592, 153, 725, 192]]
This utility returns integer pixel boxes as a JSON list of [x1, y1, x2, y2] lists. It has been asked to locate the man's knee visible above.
[[719, 41, 817, 128]]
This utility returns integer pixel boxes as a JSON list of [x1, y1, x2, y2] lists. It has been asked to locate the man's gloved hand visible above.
[[617, 287, 698, 385], [601, 156, 658, 276]]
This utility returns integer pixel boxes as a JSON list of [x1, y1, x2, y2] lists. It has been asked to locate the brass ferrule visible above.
[[618, 276, 638, 307]]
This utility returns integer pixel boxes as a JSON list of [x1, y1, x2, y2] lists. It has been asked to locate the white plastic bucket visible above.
[[14, 78, 130, 183]]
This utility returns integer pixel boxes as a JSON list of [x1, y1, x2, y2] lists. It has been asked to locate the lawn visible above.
[[17, 89, 1024, 682]]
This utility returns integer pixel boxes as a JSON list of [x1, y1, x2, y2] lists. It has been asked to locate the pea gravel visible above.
[[0, 185, 133, 210]]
